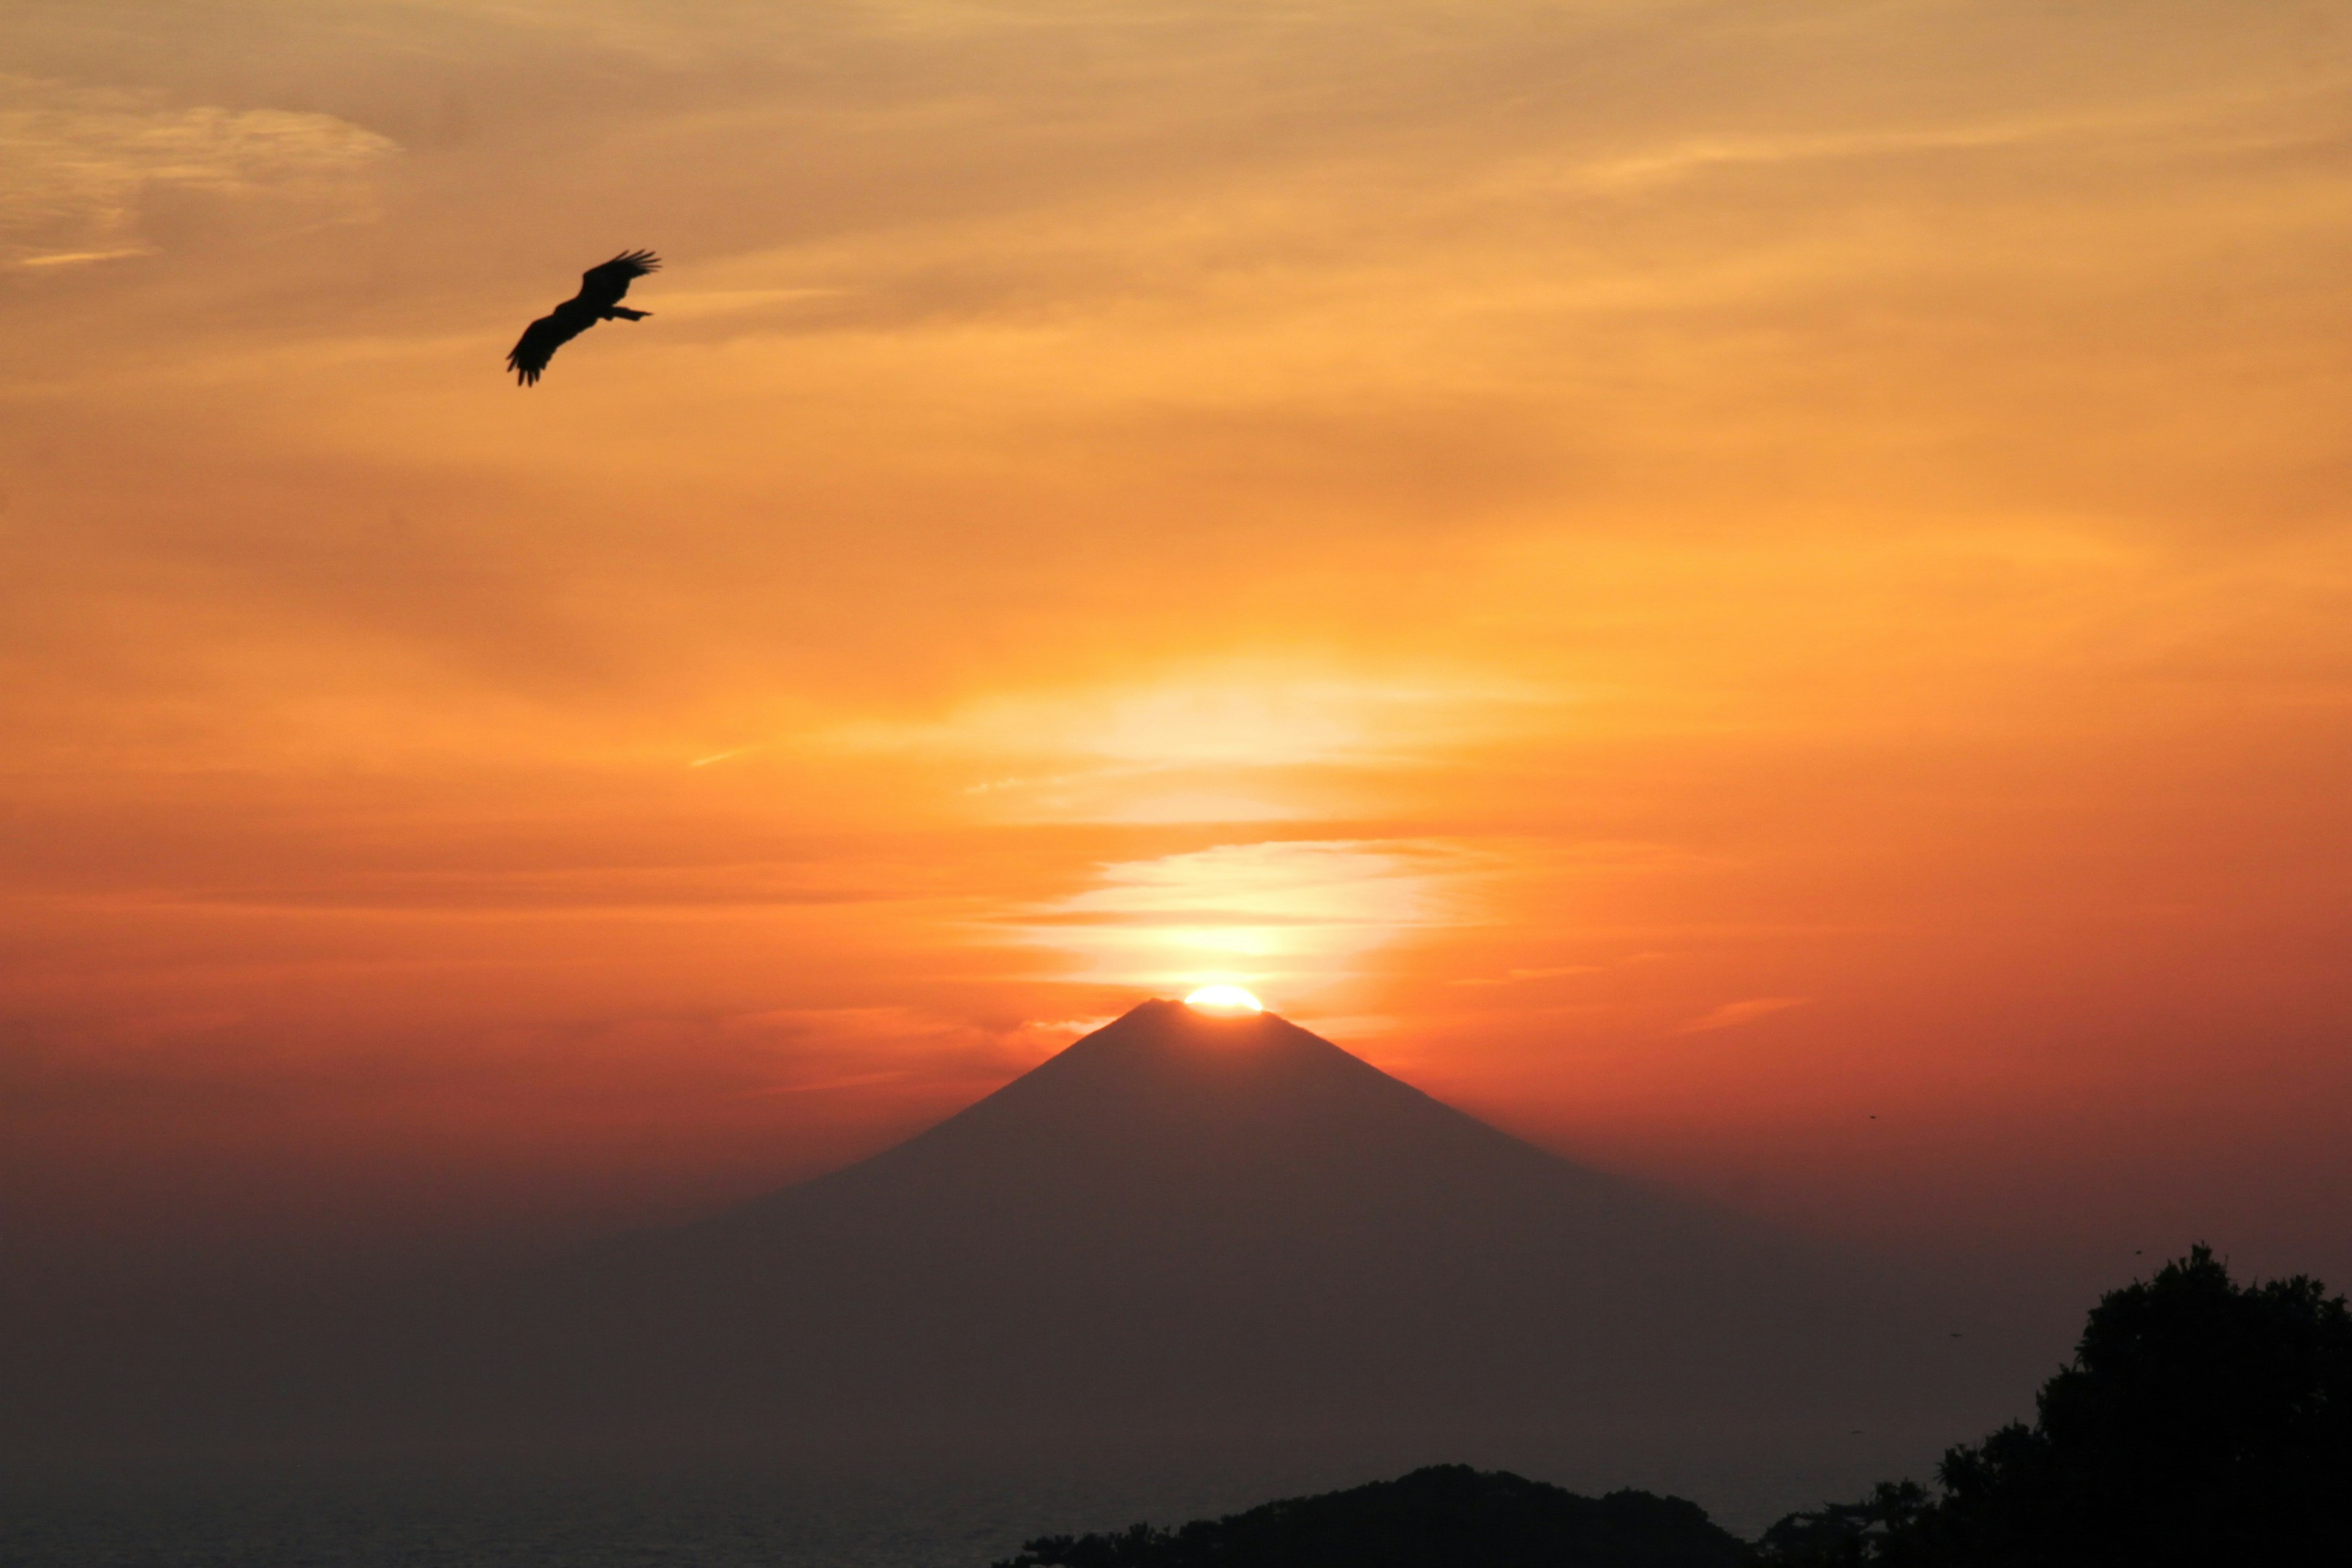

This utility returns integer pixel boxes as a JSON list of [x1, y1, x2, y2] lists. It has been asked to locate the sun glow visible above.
[[1185, 985, 1264, 1016], [1011, 839, 1466, 1000]]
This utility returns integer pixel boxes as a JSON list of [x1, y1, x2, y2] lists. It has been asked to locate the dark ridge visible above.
[[993, 1463, 1754, 1568]]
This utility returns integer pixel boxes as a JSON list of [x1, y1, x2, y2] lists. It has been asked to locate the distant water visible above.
[[0, 1428, 1949, 1566]]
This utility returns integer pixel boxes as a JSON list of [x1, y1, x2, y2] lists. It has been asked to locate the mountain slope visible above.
[[483, 1001, 1905, 1432]]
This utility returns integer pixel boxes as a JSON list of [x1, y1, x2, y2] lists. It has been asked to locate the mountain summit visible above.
[[486, 1001, 1904, 1434]]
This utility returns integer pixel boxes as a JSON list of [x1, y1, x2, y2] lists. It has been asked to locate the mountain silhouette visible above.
[[462, 1000, 1910, 1436], [995, 1463, 1754, 1568]]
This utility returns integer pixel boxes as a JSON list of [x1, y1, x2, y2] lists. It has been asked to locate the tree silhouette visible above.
[[1761, 1245, 2352, 1567], [1756, 1482, 1930, 1566]]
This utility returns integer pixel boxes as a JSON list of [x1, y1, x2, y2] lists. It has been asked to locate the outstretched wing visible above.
[[578, 249, 660, 310], [506, 252, 658, 385], [507, 310, 583, 386]]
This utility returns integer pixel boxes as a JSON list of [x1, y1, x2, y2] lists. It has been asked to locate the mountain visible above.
[[467, 1000, 1913, 1436], [992, 1463, 1754, 1568]]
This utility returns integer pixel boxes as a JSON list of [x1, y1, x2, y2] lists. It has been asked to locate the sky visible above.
[[4, 0, 2350, 1306]]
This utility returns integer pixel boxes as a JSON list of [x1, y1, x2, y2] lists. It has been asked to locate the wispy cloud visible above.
[[0, 75, 398, 265], [1000, 837, 1488, 997], [818, 663, 1567, 823], [831, 663, 1561, 766]]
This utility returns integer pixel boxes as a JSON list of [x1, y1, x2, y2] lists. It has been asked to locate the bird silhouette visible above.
[[506, 250, 660, 385]]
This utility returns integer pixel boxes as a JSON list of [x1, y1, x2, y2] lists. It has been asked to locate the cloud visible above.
[[831, 663, 1559, 766], [1001, 838, 1488, 993], [816, 663, 1567, 823], [0, 75, 398, 265]]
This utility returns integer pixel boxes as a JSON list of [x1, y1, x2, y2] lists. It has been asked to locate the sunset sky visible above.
[[5, 0, 2349, 1302]]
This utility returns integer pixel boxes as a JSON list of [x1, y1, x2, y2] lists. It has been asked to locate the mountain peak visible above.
[[876, 998, 1472, 1176], [1015, 997, 1386, 1092]]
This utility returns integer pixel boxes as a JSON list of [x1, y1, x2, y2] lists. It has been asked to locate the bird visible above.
[[506, 250, 660, 385]]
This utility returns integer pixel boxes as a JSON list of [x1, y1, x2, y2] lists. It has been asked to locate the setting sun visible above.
[[1184, 986, 1265, 1016]]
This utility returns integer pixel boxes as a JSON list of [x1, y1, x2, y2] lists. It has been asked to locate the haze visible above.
[[4, 0, 2349, 1327]]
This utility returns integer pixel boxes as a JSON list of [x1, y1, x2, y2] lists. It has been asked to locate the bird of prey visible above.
[[506, 250, 660, 385]]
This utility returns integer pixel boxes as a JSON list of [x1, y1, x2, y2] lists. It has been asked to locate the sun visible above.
[[1185, 984, 1264, 1016]]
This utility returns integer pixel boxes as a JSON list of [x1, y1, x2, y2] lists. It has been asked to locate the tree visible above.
[[1755, 1482, 1930, 1566], [1761, 1246, 2352, 1567]]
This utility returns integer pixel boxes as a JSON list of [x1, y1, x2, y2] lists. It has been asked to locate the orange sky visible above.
[[4, 0, 2350, 1297]]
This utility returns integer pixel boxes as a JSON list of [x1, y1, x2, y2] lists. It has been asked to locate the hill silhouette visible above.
[[993, 1464, 1753, 1568], [455, 1000, 1919, 1436]]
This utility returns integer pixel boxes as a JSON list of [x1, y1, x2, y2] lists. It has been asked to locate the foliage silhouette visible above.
[[1760, 1245, 2352, 1567], [992, 1464, 1752, 1568], [1755, 1482, 1931, 1566]]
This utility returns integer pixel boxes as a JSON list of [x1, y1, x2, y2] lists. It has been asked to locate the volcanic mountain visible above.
[[472, 1000, 1910, 1434]]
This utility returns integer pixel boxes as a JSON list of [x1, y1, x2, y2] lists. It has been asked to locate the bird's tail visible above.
[[607, 307, 650, 321]]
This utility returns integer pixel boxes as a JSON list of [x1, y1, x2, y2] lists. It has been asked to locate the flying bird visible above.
[[506, 250, 660, 386]]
